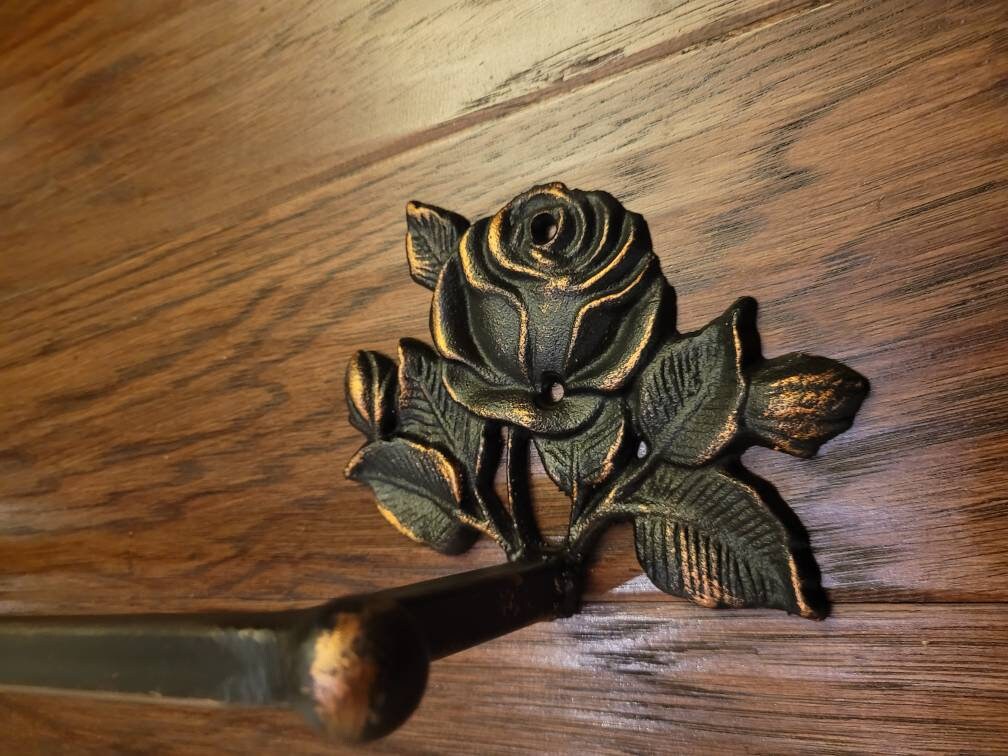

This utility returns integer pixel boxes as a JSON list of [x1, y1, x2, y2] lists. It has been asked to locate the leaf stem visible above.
[[505, 427, 543, 557], [470, 426, 523, 559], [566, 484, 586, 537], [567, 453, 657, 556], [474, 487, 527, 559]]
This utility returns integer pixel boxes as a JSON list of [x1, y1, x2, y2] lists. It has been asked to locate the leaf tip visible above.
[[405, 201, 470, 290]]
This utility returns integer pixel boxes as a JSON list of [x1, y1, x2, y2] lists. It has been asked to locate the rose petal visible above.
[[442, 361, 605, 437], [433, 248, 529, 383], [430, 253, 483, 369], [565, 270, 667, 392]]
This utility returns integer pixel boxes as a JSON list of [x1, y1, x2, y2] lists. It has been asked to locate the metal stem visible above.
[[0, 557, 579, 742], [505, 427, 544, 557]]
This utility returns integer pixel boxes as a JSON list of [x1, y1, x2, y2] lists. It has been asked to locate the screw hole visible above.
[[539, 374, 565, 405], [547, 381, 565, 403], [529, 212, 558, 245]]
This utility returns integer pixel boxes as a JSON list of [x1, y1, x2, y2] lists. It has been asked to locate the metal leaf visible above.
[[630, 298, 755, 466], [346, 439, 476, 555], [405, 201, 470, 290], [625, 461, 823, 618], [534, 399, 626, 501], [345, 350, 397, 441], [745, 352, 869, 458], [397, 339, 490, 480]]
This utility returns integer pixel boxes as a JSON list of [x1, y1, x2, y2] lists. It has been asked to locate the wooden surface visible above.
[[0, 0, 806, 299], [3, 604, 1006, 755], [1, 0, 1007, 752]]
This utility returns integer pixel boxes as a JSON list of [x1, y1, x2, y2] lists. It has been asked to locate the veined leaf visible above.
[[346, 439, 476, 554], [405, 201, 470, 290], [623, 461, 823, 618], [534, 399, 626, 500], [630, 298, 755, 466], [397, 339, 490, 479]]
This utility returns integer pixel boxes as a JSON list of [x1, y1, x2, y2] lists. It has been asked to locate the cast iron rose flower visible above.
[[426, 183, 669, 436], [347, 181, 869, 621]]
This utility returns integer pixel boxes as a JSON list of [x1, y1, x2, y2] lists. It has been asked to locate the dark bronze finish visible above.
[[0, 558, 574, 742], [1, 183, 867, 743], [348, 182, 869, 620]]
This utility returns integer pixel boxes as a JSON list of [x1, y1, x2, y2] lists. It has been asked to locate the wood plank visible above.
[[1, 0, 1007, 614], [0, 0, 804, 299], [1, 603, 1005, 754]]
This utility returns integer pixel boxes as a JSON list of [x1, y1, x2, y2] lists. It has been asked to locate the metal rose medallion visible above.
[[346, 183, 868, 619], [432, 185, 666, 436]]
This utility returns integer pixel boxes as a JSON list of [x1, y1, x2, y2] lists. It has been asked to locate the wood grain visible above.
[[2, 0, 1005, 613], [1, 0, 1007, 751], [0, 0, 805, 300], [2, 603, 1005, 755]]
